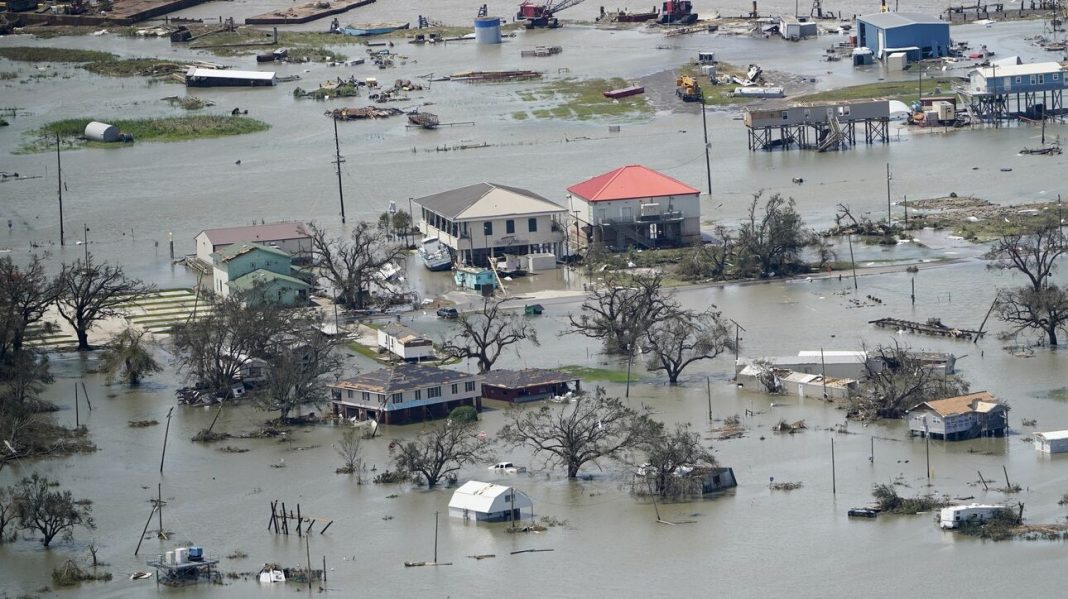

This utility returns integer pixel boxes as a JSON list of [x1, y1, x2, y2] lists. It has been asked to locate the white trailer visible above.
[[940, 504, 1005, 529], [1034, 430, 1068, 454]]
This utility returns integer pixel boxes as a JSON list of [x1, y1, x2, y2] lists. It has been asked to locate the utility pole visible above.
[[332, 118, 347, 224], [847, 234, 858, 290], [886, 162, 892, 227], [700, 87, 712, 196], [56, 132, 65, 246], [83, 225, 89, 263]]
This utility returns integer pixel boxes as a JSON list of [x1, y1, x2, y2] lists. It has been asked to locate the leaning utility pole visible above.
[[700, 89, 712, 196], [56, 132, 65, 246], [332, 118, 347, 225]]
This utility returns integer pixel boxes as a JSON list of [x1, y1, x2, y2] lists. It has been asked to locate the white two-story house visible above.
[[329, 363, 481, 424]]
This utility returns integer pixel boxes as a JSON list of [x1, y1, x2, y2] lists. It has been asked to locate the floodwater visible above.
[[2, 14, 1068, 599]]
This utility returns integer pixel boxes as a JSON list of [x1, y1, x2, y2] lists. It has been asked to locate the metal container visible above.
[[84, 121, 121, 143], [174, 547, 188, 564], [475, 16, 502, 44], [165, 551, 174, 565]]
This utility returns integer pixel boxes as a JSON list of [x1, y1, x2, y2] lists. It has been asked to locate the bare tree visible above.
[[568, 271, 672, 354], [56, 255, 151, 351], [391, 419, 492, 488], [987, 223, 1068, 346], [13, 473, 94, 547], [498, 388, 656, 478], [0, 256, 60, 361], [309, 221, 409, 310], [638, 423, 716, 497], [0, 485, 16, 542], [171, 294, 292, 398], [736, 191, 808, 278], [849, 342, 968, 421], [256, 319, 342, 422], [440, 299, 539, 373], [334, 428, 365, 478], [645, 307, 734, 385]]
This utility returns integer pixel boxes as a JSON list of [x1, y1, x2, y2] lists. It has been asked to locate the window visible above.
[[392, 393, 403, 404], [362, 391, 370, 401], [1054, 73, 1061, 81], [414, 389, 422, 400], [506, 220, 515, 234], [1015, 76, 1022, 84], [427, 386, 442, 398], [483, 221, 493, 236], [528, 218, 538, 232], [451, 383, 458, 394], [346, 390, 354, 399], [781, 111, 788, 120], [1038, 74, 1045, 84], [1030, 75, 1037, 85], [464, 381, 476, 392]]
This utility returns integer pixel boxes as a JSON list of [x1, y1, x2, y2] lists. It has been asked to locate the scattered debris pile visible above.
[[772, 419, 806, 434], [328, 106, 404, 120]]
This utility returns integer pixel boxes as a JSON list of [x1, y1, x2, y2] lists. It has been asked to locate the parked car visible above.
[[436, 307, 459, 319]]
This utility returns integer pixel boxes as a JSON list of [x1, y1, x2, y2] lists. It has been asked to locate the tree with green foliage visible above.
[[98, 328, 161, 386], [391, 419, 492, 488], [736, 191, 808, 278], [13, 473, 94, 547], [449, 405, 478, 423]]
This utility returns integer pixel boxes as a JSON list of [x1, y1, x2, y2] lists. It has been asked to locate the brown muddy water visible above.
[[1, 15, 1068, 599]]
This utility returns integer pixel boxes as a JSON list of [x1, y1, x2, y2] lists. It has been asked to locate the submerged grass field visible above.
[[0, 47, 115, 62], [19, 116, 269, 153], [514, 77, 652, 121], [793, 77, 963, 104]]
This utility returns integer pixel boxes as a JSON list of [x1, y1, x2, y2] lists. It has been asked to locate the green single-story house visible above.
[[211, 241, 310, 306]]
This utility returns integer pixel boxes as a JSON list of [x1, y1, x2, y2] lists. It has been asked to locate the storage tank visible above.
[[174, 547, 188, 564], [84, 121, 121, 142], [165, 551, 174, 565], [474, 16, 502, 44]]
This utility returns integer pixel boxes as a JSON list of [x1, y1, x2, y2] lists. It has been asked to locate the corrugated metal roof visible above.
[[330, 363, 474, 395], [1036, 430, 1068, 441], [197, 222, 309, 246], [380, 322, 431, 344], [186, 67, 276, 80], [857, 12, 944, 28], [910, 391, 1001, 417], [479, 368, 578, 389], [413, 183, 564, 220], [448, 481, 532, 513], [568, 165, 700, 202]]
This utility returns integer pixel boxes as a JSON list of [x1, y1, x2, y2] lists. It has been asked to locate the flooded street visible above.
[[2, 10, 1068, 599]]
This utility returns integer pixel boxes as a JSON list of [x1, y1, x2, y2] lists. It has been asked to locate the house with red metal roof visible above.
[[566, 165, 701, 250]]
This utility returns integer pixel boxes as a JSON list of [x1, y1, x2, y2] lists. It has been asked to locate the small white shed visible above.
[[84, 121, 121, 142], [377, 323, 435, 362], [1034, 430, 1068, 454], [448, 481, 533, 522], [886, 52, 908, 71]]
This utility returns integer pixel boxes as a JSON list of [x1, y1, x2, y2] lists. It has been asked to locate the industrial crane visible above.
[[516, 0, 586, 28]]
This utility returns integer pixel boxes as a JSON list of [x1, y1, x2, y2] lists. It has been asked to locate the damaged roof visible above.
[[330, 363, 475, 395], [213, 240, 291, 263], [197, 222, 310, 246], [910, 391, 1003, 417], [479, 368, 578, 389]]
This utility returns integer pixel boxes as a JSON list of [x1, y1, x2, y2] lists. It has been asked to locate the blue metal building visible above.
[[856, 12, 950, 61]]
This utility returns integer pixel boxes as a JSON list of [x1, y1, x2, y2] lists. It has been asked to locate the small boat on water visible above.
[[408, 112, 440, 129], [1020, 146, 1062, 155], [339, 22, 410, 37], [418, 238, 453, 271]]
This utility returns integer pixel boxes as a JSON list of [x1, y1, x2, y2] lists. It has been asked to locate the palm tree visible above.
[[98, 328, 161, 386]]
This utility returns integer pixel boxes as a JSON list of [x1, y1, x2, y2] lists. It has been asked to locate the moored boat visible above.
[[419, 238, 453, 271], [603, 85, 645, 99], [339, 22, 410, 37]]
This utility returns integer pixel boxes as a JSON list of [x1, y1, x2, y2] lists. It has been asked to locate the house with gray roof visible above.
[[413, 183, 568, 267], [856, 12, 949, 61], [195, 222, 311, 266], [328, 363, 480, 424]]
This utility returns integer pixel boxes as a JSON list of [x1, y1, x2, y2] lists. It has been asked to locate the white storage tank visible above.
[[174, 547, 188, 564], [474, 16, 502, 44], [164, 551, 175, 565], [84, 121, 121, 142]]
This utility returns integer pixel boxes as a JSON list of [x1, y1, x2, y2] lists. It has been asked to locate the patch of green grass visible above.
[[0, 71, 17, 80], [19, 116, 269, 154], [557, 365, 634, 383], [83, 58, 185, 78], [0, 47, 115, 63], [677, 62, 749, 106], [347, 341, 380, 360], [517, 77, 652, 122], [286, 46, 347, 63], [793, 77, 963, 104], [512, 111, 529, 120]]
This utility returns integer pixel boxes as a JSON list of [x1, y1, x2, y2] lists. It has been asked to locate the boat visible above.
[[848, 508, 879, 518], [339, 23, 410, 37], [603, 85, 645, 99], [258, 564, 286, 583], [1020, 146, 1062, 155], [615, 9, 659, 22], [408, 112, 440, 129], [418, 238, 453, 271]]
